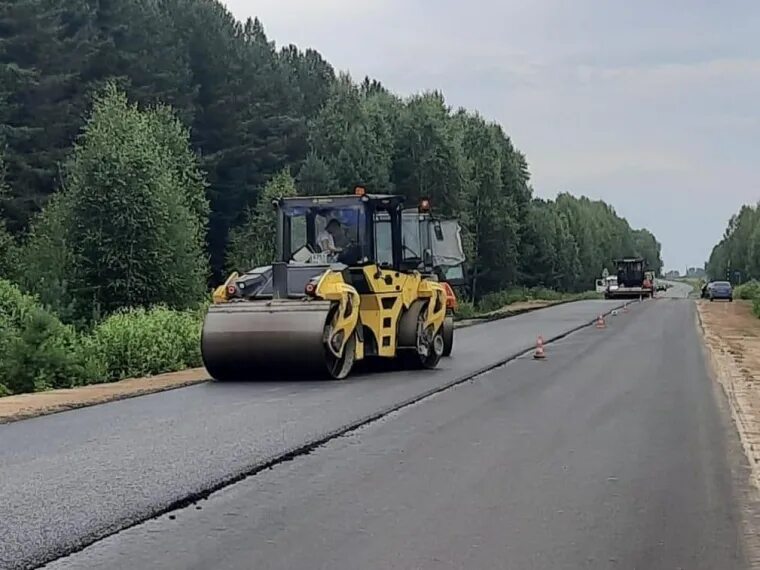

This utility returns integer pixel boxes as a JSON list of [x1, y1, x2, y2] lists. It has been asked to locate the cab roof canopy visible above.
[[276, 194, 406, 211]]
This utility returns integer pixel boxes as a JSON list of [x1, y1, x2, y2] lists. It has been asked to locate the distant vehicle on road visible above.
[[709, 281, 733, 302], [604, 258, 654, 299]]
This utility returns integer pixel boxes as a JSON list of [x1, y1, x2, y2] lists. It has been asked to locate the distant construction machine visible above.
[[603, 257, 655, 300], [201, 188, 465, 381]]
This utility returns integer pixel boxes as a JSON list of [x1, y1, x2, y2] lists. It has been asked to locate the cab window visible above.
[[375, 219, 394, 267]]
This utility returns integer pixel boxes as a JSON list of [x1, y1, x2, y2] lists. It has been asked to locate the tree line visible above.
[[0, 0, 663, 325], [707, 203, 760, 283]]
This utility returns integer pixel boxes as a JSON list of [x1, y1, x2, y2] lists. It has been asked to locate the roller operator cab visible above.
[[202, 191, 451, 381]]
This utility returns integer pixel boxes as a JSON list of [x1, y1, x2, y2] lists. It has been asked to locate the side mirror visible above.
[[423, 248, 434, 267], [433, 220, 444, 241]]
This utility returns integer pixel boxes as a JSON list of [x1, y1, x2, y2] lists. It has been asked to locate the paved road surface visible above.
[[659, 280, 693, 299], [0, 300, 619, 569], [47, 297, 756, 569]]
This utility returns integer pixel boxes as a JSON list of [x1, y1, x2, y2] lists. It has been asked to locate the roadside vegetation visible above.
[[455, 289, 601, 320], [0, 1, 661, 396], [707, 203, 760, 317]]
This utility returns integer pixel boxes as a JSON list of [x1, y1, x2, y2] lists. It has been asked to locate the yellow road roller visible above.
[[201, 189, 450, 380]]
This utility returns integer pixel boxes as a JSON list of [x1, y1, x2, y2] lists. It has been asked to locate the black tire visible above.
[[442, 315, 454, 357], [398, 300, 444, 370], [398, 300, 426, 348], [324, 332, 356, 380], [323, 304, 357, 380], [421, 329, 444, 369]]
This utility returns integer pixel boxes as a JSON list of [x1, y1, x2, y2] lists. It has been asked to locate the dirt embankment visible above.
[[698, 299, 760, 487]]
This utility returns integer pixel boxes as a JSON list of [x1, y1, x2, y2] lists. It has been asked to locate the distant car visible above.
[[709, 281, 733, 302]]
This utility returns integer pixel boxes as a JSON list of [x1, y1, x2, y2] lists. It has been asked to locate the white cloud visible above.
[[575, 58, 760, 95]]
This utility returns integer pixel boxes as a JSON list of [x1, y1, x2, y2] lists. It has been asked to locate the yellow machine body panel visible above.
[[349, 266, 448, 359], [212, 272, 239, 304], [312, 270, 363, 361]]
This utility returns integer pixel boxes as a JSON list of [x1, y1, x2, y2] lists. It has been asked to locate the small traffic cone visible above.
[[596, 314, 606, 329], [533, 336, 546, 359]]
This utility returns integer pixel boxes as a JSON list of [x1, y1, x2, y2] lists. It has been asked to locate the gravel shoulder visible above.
[[698, 299, 760, 488]]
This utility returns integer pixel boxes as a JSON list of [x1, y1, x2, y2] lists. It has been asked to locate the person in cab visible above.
[[316, 219, 344, 258]]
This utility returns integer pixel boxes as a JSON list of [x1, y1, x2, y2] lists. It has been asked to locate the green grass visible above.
[[454, 287, 601, 321]]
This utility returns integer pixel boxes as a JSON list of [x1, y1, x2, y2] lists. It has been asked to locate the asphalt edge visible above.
[[0, 377, 209, 425], [35, 302, 625, 569]]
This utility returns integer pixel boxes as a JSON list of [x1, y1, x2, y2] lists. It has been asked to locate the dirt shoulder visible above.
[[0, 299, 562, 425], [698, 299, 760, 488], [0, 368, 208, 424]]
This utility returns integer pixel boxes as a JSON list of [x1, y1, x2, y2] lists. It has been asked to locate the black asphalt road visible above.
[[43, 299, 759, 569], [0, 300, 620, 570], [51, 299, 748, 570]]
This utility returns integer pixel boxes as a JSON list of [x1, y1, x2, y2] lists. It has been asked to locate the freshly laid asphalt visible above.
[[45, 290, 756, 569], [1, 299, 622, 570]]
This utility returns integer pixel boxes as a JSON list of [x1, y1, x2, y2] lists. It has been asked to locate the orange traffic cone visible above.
[[533, 336, 546, 359], [596, 314, 606, 329]]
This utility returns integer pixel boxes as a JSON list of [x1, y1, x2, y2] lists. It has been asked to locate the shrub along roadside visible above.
[[735, 280, 760, 300], [0, 280, 99, 395], [735, 282, 760, 318], [731, 281, 760, 318], [0, 279, 205, 396], [89, 306, 203, 382]]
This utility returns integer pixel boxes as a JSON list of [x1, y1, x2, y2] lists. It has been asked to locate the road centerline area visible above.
[[45, 297, 757, 570]]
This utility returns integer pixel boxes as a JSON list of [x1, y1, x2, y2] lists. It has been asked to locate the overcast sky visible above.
[[223, 0, 759, 271]]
